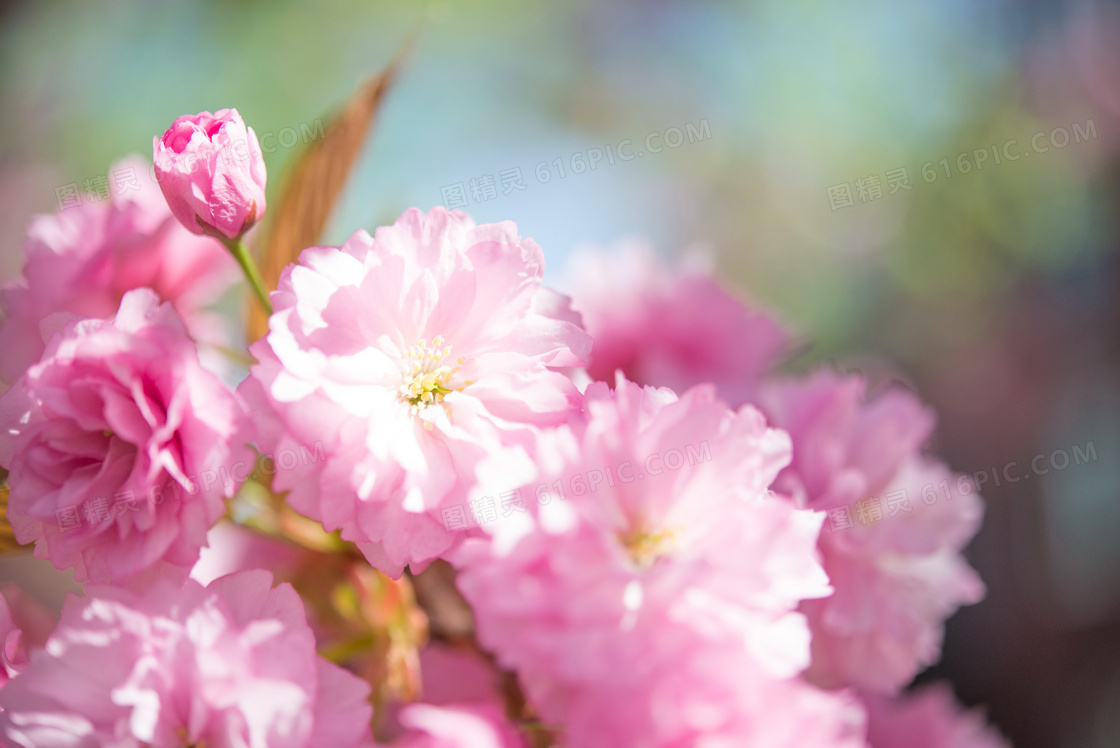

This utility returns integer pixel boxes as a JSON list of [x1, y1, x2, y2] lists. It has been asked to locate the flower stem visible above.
[[224, 237, 273, 315]]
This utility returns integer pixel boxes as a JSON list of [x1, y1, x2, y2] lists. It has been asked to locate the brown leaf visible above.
[[247, 45, 412, 341]]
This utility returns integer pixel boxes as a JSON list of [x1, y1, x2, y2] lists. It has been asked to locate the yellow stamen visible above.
[[618, 524, 676, 569], [399, 336, 463, 410]]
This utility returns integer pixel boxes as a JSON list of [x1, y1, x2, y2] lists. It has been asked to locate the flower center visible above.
[[399, 336, 463, 413], [172, 727, 208, 747], [619, 524, 676, 569]]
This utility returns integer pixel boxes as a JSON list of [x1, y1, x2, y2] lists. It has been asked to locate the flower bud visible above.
[[153, 108, 267, 240]]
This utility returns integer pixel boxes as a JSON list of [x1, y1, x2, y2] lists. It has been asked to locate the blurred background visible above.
[[1, 0, 1119, 745]]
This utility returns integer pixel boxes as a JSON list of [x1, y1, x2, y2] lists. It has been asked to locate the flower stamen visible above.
[[618, 524, 676, 569], [399, 336, 461, 414]]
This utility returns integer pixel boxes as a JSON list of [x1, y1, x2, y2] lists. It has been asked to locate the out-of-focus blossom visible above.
[[393, 703, 528, 748], [240, 207, 590, 578], [196, 521, 430, 714], [0, 156, 238, 385], [0, 570, 374, 748], [416, 643, 503, 705], [153, 109, 267, 240], [0, 289, 252, 586], [864, 684, 1010, 748], [454, 375, 865, 747], [563, 241, 788, 406], [760, 371, 985, 694], [0, 585, 54, 686], [0, 594, 28, 687], [191, 520, 306, 586], [383, 644, 529, 747]]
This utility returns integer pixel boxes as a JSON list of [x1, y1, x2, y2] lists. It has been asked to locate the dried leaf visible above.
[[247, 45, 411, 341]]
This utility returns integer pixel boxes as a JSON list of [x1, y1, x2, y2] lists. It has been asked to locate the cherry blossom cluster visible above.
[[0, 108, 1010, 747]]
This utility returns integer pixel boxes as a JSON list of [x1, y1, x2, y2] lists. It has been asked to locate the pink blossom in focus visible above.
[[0, 570, 374, 748], [240, 207, 591, 578], [454, 375, 865, 747], [153, 109, 267, 239], [864, 684, 1009, 748], [0, 289, 252, 586], [760, 371, 986, 694], [0, 156, 239, 385], [563, 241, 789, 406]]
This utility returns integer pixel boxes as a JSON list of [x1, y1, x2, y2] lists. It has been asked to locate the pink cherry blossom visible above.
[[154, 109, 267, 239], [759, 371, 986, 694], [453, 375, 864, 747], [383, 644, 528, 747], [0, 289, 253, 586], [563, 241, 788, 406], [240, 207, 591, 578], [863, 684, 1009, 748], [386, 644, 527, 747], [0, 570, 374, 748], [191, 520, 306, 587], [393, 703, 528, 748], [0, 585, 55, 687], [0, 156, 239, 385], [408, 643, 506, 714]]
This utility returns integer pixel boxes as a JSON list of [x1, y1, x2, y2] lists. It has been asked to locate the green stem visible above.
[[224, 236, 273, 315]]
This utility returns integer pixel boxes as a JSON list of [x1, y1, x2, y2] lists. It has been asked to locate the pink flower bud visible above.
[[153, 108, 267, 240]]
